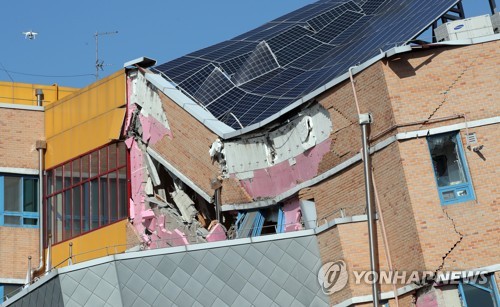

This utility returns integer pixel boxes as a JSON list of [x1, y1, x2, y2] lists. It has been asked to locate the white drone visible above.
[[22, 31, 38, 40]]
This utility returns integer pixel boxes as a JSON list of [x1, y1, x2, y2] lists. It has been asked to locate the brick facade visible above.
[[0, 227, 39, 280], [304, 40, 499, 304], [0, 106, 43, 285], [0, 108, 44, 169]]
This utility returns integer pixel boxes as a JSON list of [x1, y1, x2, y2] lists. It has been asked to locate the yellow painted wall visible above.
[[0, 82, 77, 106], [51, 219, 128, 269], [45, 70, 126, 168]]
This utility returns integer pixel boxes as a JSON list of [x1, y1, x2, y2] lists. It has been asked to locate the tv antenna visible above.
[[95, 31, 118, 80]]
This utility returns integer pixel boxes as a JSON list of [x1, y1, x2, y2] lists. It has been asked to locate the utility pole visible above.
[[95, 31, 118, 80]]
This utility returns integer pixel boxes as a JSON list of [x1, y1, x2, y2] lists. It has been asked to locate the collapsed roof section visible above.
[[152, 0, 459, 132]]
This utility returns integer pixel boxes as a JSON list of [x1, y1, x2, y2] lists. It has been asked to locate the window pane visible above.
[[46, 197, 53, 245], [72, 159, 81, 185], [64, 190, 71, 240], [118, 142, 126, 167], [118, 167, 127, 219], [56, 194, 63, 243], [81, 155, 89, 182], [55, 166, 63, 191], [46, 170, 54, 195], [63, 162, 71, 188], [462, 283, 495, 307], [109, 172, 118, 223], [23, 218, 38, 226], [99, 147, 108, 173], [83, 182, 90, 232], [3, 284, 23, 299], [4, 177, 21, 212], [90, 179, 99, 229], [72, 186, 81, 237], [23, 178, 38, 213], [429, 133, 467, 187], [90, 151, 99, 178], [4, 215, 21, 225], [100, 175, 109, 226], [109, 143, 117, 169]]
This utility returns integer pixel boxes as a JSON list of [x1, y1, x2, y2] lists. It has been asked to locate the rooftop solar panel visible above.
[[154, 0, 458, 130]]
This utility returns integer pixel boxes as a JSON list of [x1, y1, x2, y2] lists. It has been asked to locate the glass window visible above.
[[100, 175, 109, 226], [55, 167, 63, 191], [64, 190, 71, 240], [72, 160, 81, 185], [1, 175, 39, 227], [72, 186, 81, 237], [427, 132, 475, 205], [90, 179, 99, 230], [99, 147, 108, 173], [44, 142, 128, 244], [90, 152, 99, 178], [83, 182, 90, 232], [1, 283, 23, 303], [55, 194, 63, 242], [23, 178, 37, 212], [4, 177, 21, 212], [109, 143, 117, 170], [459, 274, 500, 307], [81, 155, 89, 182]]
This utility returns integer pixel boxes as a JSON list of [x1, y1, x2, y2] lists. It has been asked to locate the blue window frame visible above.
[[0, 174, 39, 227], [458, 274, 500, 307], [0, 283, 23, 303], [427, 132, 475, 205]]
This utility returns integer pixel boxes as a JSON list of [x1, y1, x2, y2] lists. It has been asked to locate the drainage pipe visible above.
[[360, 113, 381, 307], [32, 144, 45, 279], [372, 171, 399, 307]]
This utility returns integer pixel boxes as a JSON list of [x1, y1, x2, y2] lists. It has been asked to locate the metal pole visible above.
[[360, 113, 380, 306], [45, 234, 52, 273], [95, 32, 98, 80], [489, 0, 497, 14], [35, 89, 43, 106], [68, 242, 73, 266], [27, 256, 32, 284]]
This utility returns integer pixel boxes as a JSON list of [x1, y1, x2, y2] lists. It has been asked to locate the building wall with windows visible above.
[[302, 40, 500, 305], [0, 82, 75, 302], [43, 71, 129, 267]]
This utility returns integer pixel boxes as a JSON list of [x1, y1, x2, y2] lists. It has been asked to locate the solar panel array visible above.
[[153, 0, 457, 129]]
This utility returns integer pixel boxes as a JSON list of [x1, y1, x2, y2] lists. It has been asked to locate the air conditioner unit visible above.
[[491, 12, 500, 34], [434, 15, 494, 42]]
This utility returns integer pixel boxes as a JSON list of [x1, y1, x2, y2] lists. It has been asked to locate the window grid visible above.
[[44, 142, 128, 247], [427, 132, 475, 205], [0, 175, 39, 228]]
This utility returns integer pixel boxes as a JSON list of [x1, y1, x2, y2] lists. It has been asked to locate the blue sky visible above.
[[0, 0, 494, 88]]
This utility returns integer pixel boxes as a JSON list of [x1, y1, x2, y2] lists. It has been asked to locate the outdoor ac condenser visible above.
[[434, 14, 494, 42]]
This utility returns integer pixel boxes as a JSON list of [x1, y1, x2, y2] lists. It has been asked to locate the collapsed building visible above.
[[1, 0, 499, 306]]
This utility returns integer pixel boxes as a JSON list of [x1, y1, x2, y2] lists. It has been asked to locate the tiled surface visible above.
[[9, 276, 64, 307], [59, 262, 122, 307], [5, 235, 329, 307]]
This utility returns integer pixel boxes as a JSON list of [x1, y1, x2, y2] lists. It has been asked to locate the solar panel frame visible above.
[[154, 0, 459, 130]]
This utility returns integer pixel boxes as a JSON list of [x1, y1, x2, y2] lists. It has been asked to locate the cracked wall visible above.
[[125, 71, 228, 249], [219, 103, 333, 201]]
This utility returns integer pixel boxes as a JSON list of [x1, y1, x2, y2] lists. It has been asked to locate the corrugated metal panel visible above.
[[0, 81, 77, 106], [45, 71, 126, 168]]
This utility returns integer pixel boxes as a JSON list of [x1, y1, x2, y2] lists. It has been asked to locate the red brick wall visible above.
[[309, 40, 499, 304], [0, 108, 44, 169], [0, 227, 39, 280], [383, 41, 499, 128], [151, 92, 248, 201]]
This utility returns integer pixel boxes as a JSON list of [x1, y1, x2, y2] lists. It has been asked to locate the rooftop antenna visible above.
[[95, 31, 118, 80]]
